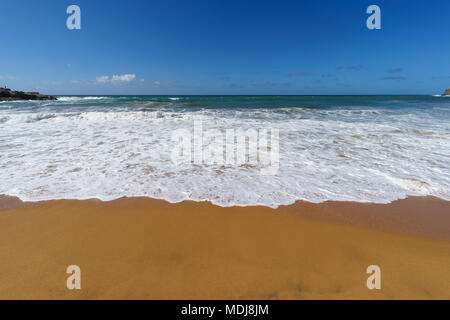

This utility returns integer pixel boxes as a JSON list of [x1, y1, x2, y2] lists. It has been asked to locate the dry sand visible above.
[[0, 196, 449, 299]]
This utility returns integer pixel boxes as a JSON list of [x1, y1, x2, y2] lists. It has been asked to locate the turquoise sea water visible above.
[[0, 95, 449, 207]]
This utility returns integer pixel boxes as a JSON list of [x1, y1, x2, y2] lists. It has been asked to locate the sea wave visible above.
[[0, 96, 449, 207], [57, 96, 109, 102]]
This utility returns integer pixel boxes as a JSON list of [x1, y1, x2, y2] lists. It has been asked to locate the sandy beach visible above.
[[0, 195, 449, 300], [2, 0, 450, 306]]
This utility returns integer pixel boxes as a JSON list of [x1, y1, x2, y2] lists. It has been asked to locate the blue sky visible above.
[[1, 0, 449, 95]]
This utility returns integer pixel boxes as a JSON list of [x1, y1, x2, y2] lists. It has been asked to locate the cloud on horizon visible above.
[[96, 74, 136, 84]]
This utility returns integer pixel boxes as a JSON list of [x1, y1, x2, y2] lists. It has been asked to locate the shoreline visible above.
[[1, 194, 449, 239], [0, 195, 449, 299]]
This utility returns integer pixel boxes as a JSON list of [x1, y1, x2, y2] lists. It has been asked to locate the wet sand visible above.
[[0, 196, 449, 299]]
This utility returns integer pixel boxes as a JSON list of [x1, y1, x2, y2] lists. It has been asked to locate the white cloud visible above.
[[111, 74, 136, 83], [96, 75, 110, 83], [96, 74, 136, 84]]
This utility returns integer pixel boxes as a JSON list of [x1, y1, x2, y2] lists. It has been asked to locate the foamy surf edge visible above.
[[2, 190, 448, 209]]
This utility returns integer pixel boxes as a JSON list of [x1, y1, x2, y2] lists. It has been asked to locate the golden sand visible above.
[[0, 196, 449, 299]]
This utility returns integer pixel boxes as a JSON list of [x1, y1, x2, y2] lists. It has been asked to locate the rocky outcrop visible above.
[[442, 88, 450, 96], [0, 88, 57, 101]]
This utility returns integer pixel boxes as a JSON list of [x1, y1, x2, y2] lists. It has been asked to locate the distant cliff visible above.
[[442, 88, 450, 96], [0, 88, 57, 101]]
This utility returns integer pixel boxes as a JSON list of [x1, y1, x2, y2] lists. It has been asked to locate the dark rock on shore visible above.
[[442, 88, 450, 96], [0, 88, 57, 101]]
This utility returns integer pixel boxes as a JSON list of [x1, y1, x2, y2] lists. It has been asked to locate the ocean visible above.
[[0, 95, 449, 207]]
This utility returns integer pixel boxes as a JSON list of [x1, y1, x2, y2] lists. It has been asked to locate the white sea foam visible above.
[[0, 103, 449, 207], [57, 96, 108, 102], [433, 94, 450, 97]]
